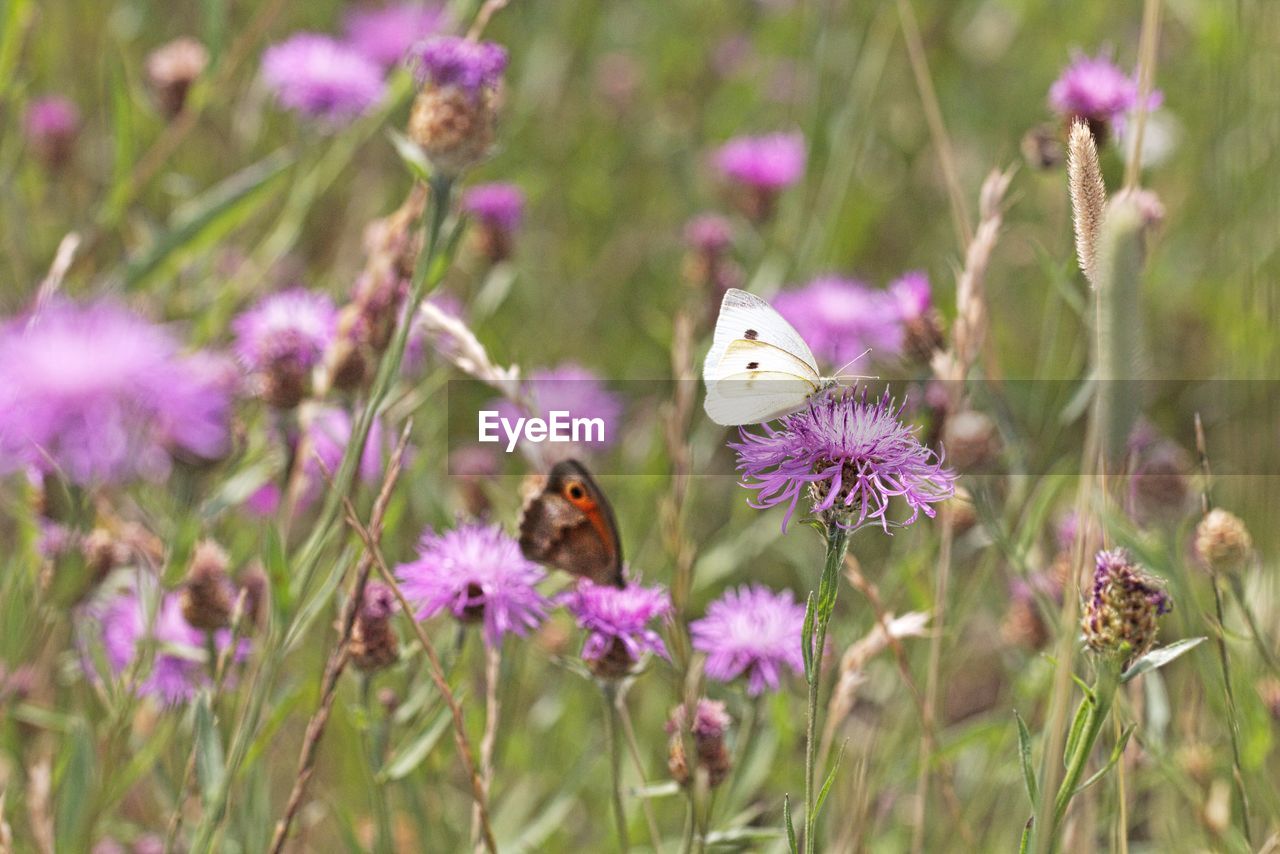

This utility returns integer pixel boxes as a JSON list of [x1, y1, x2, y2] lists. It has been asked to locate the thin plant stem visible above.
[[803, 522, 850, 853], [471, 643, 502, 853], [346, 496, 497, 853], [1210, 575, 1252, 846], [602, 681, 631, 853], [361, 674, 394, 854], [1124, 0, 1163, 190], [911, 508, 953, 854], [616, 696, 666, 854], [1050, 660, 1120, 844], [1113, 707, 1129, 854]]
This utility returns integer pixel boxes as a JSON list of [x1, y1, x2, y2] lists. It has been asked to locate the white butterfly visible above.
[[703, 288, 859, 426]]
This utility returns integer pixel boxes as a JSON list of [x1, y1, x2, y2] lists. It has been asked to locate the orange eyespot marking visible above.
[[563, 480, 594, 510]]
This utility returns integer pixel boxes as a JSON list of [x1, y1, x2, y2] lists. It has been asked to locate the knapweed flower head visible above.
[[86, 581, 241, 705], [261, 33, 386, 124], [666, 698, 733, 787], [1049, 52, 1161, 139], [0, 300, 232, 484], [409, 36, 508, 92], [463, 182, 524, 262], [344, 2, 447, 68], [1082, 548, 1172, 663], [889, 271, 944, 361], [682, 214, 742, 296], [396, 522, 548, 647], [462, 182, 524, 231], [25, 96, 80, 168], [731, 388, 955, 531], [561, 578, 672, 679], [494, 364, 623, 459], [146, 37, 209, 118], [406, 37, 507, 174], [1194, 508, 1253, 574], [351, 582, 400, 672], [715, 132, 806, 190], [691, 584, 805, 695], [232, 287, 337, 408], [684, 214, 734, 255], [772, 277, 906, 368]]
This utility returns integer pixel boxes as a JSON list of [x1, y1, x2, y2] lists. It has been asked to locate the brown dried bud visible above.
[[350, 583, 399, 673], [145, 37, 208, 118], [407, 86, 498, 176], [260, 353, 311, 410], [942, 409, 1002, 471], [1194, 509, 1253, 574], [587, 637, 636, 681], [666, 699, 732, 788], [181, 540, 233, 631], [1021, 124, 1064, 170], [81, 528, 130, 582], [903, 310, 946, 364], [1001, 590, 1049, 651]]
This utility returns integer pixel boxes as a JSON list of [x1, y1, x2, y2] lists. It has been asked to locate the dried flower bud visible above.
[[1194, 509, 1252, 574], [942, 409, 1002, 471], [1021, 123, 1064, 170], [1128, 440, 1191, 526], [666, 699, 732, 788], [1082, 548, 1171, 663], [1001, 582, 1050, 651], [181, 540, 234, 631], [351, 583, 400, 672], [81, 528, 130, 582], [587, 636, 637, 681], [146, 37, 209, 118]]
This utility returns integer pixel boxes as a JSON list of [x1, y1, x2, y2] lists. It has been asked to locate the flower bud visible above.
[[181, 540, 234, 631], [350, 582, 400, 672], [82, 528, 130, 583], [462, 182, 524, 264], [1021, 123, 1064, 170], [238, 560, 269, 627], [25, 96, 80, 171], [145, 37, 209, 118], [942, 409, 1002, 472], [1082, 548, 1171, 663], [1194, 508, 1252, 574], [407, 37, 507, 176], [666, 699, 732, 788]]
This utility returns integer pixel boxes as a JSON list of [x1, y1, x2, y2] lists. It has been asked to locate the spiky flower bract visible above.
[[1082, 548, 1172, 662], [690, 584, 805, 695], [396, 522, 548, 647], [731, 388, 954, 531]]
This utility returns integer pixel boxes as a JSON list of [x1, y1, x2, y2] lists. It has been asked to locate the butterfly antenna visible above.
[[831, 349, 877, 384]]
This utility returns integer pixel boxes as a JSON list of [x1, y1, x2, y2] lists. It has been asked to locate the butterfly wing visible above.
[[518, 460, 625, 587], [702, 288, 820, 385], [703, 337, 822, 426]]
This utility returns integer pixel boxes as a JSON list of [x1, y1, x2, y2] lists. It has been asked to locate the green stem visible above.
[[804, 522, 850, 853], [1049, 660, 1120, 848], [361, 674, 394, 854], [602, 682, 631, 852], [1211, 575, 1252, 845]]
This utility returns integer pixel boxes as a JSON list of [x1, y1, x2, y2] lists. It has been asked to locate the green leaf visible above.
[[54, 721, 96, 851], [1019, 817, 1034, 854], [783, 793, 799, 854], [378, 704, 452, 782], [813, 740, 847, 820], [387, 129, 432, 183], [1014, 710, 1038, 803], [630, 781, 681, 799], [801, 592, 816, 679], [1063, 693, 1093, 769], [122, 149, 293, 289], [1074, 723, 1134, 795], [1121, 637, 1206, 683], [194, 693, 226, 805]]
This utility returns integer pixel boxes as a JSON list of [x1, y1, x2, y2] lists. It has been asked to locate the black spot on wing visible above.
[[744, 329, 759, 340], [746, 361, 759, 370]]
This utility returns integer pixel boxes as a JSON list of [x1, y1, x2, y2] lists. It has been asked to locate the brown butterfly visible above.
[[518, 459, 625, 588]]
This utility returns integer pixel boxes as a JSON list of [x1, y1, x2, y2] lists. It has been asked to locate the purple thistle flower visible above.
[[25, 96, 80, 140], [772, 276, 905, 368], [232, 288, 336, 371], [493, 364, 623, 458], [87, 582, 241, 705], [396, 522, 548, 647], [561, 578, 672, 668], [0, 300, 232, 484], [261, 33, 386, 123], [344, 2, 447, 68], [296, 404, 386, 507], [462, 182, 525, 232], [684, 214, 735, 255], [408, 36, 508, 92], [889, 271, 931, 322], [714, 132, 806, 190], [731, 389, 955, 531], [1049, 52, 1162, 126], [691, 584, 806, 695], [665, 697, 732, 740]]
